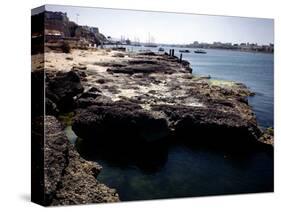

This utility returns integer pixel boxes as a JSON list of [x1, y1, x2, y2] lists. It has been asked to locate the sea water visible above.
[[125, 45, 274, 128], [77, 46, 274, 201], [178, 48, 274, 128]]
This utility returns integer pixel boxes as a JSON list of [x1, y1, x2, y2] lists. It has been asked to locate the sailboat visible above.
[[132, 37, 142, 46], [144, 33, 158, 48]]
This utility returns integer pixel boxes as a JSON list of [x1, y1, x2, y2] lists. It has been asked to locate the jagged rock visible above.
[[52, 143, 119, 205], [151, 104, 263, 150], [44, 116, 119, 206], [72, 52, 270, 152], [66, 57, 73, 61], [94, 61, 126, 68], [45, 98, 59, 115], [112, 52, 125, 57], [72, 100, 170, 146], [75, 87, 113, 109], [44, 116, 69, 203], [138, 51, 157, 56], [72, 100, 170, 171], [128, 59, 158, 65], [106, 57, 192, 75], [259, 127, 274, 145], [46, 70, 84, 113], [71, 67, 88, 81], [88, 86, 102, 93], [107, 63, 174, 75], [95, 78, 107, 84], [79, 87, 101, 99]]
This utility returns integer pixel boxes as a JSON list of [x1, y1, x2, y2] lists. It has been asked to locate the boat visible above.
[[132, 44, 142, 46], [111, 47, 126, 51], [132, 37, 142, 46], [144, 33, 158, 48], [179, 49, 190, 53], [144, 44, 158, 48], [194, 49, 207, 54], [158, 47, 165, 51]]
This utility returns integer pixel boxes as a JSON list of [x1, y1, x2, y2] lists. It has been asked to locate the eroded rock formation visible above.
[[44, 116, 119, 205], [71, 51, 272, 153], [45, 70, 84, 114]]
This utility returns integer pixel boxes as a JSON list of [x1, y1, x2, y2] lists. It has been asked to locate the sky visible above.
[[45, 5, 274, 45]]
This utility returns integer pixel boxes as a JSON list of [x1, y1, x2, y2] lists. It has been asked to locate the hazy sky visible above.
[[46, 5, 274, 45]]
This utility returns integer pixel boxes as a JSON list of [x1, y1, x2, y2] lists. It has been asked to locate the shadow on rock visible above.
[[72, 100, 171, 172], [75, 136, 169, 173]]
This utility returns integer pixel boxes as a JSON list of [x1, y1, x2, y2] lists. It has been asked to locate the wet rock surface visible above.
[[44, 116, 119, 206], [71, 51, 273, 153], [151, 104, 264, 151], [73, 100, 169, 146]]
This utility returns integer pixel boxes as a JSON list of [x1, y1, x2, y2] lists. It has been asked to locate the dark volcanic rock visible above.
[[44, 116, 69, 203], [46, 70, 84, 113], [106, 53, 192, 75], [259, 127, 274, 145], [45, 97, 59, 115], [72, 50, 269, 153], [138, 51, 157, 56], [72, 100, 169, 146], [72, 100, 170, 171], [76, 95, 113, 109], [107, 63, 175, 75], [94, 61, 126, 68], [128, 59, 158, 65], [78, 86, 102, 99], [75, 87, 114, 109], [151, 104, 263, 151], [44, 116, 119, 206]]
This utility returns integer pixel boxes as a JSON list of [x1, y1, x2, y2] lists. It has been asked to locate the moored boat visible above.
[[194, 49, 207, 54], [179, 49, 190, 53], [112, 47, 126, 51], [144, 33, 158, 48], [144, 44, 158, 47]]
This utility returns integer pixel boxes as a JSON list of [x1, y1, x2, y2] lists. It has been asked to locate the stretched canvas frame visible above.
[[31, 4, 274, 206]]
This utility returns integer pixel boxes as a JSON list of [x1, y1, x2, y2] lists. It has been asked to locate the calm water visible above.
[[91, 145, 273, 201], [177, 48, 274, 128], [74, 46, 274, 201], [124, 45, 274, 128]]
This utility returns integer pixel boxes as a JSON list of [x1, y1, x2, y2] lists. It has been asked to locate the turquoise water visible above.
[[177, 48, 274, 128], [125, 46, 274, 128], [77, 46, 274, 201], [78, 143, 273, 201]]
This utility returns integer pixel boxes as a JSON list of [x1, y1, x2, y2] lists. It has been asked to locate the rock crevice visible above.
[[44, 116, 119, 206]]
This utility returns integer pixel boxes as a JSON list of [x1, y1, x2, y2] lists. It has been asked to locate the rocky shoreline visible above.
[[45, 116, 119, 205], [32, 48, 273, 205]]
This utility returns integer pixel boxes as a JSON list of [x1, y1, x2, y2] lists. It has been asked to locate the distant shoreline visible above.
[[188, 47, 274, 54], [113, 44, 273, 54]]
